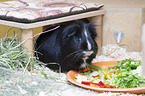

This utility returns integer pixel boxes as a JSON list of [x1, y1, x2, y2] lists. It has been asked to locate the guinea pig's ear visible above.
[[87, 22, 97, 37]]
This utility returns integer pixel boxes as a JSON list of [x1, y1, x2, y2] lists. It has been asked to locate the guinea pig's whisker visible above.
[[65, 51, 81, 58], [73, 53, 83, 65], [62, 50, 82, 63], [34, 51, 43, 59], [35, 44, 42, 51]]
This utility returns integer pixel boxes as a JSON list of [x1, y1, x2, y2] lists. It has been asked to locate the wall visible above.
[[78, 0, 145, 8], [103, 8, 144, 51]]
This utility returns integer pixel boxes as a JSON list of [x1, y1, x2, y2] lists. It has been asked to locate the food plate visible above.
[[66, 61, 145, 94]]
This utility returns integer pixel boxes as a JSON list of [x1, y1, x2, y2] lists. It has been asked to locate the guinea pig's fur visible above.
[[35, 20, 98, 72]]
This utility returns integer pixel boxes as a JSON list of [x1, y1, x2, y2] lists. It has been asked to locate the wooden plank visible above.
[[0, 10, 105, 29], [89, 15, 103, 55], [21, 29, 33, 52], [142, 24, 145, 77], [142, 10, 145, 77]]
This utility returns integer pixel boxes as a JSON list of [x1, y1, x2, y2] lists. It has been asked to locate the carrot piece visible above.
[[104, 72, 112, 79], [93, 75, 100, 79]]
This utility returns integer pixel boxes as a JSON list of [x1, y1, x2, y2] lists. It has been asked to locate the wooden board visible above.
[[0, 10, 105, 29]]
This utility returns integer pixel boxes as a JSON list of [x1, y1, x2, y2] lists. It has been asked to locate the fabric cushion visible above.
[[0, 0, 104, 23]]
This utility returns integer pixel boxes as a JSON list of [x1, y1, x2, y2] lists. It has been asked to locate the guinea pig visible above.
[[34, 20, 98, 72]]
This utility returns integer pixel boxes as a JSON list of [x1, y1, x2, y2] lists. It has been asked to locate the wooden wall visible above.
[[102, 8, 145, 52], [78, 0, 145, 8]]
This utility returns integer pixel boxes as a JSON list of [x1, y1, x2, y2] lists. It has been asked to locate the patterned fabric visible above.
[[0, 0, 104, 23]]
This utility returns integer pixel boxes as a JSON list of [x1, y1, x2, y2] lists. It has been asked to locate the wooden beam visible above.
[[21, 29, 33, 52], [0, 10, 105, 29], [142, 24, 145, 77], [89, 15, 103, 55]]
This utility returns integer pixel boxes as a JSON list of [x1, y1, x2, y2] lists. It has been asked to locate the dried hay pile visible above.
[[0, 32, 143, 96]]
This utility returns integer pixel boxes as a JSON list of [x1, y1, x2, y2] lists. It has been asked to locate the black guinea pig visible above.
[[34, 20, 98, 72]]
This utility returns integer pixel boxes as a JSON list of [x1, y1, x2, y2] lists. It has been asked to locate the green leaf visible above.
[[88, 63, 102, 70]]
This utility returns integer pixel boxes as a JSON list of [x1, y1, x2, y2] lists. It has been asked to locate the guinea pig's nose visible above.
[[88, 51, 93, 55], [83, 51, 93, 56]]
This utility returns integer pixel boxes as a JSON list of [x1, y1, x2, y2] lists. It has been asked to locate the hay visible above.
[[0, 29, 31, 71]]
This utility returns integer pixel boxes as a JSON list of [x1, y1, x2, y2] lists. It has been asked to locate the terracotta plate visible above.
[[66, 61, 145, 94]]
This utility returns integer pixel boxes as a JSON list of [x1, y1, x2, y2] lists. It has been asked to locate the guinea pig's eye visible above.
[[76, 37, 81, 42]]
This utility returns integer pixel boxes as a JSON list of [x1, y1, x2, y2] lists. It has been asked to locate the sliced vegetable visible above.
[[81, 81, 115, 88], [93, 75, 100, 78], [88, 63, 102, 70]]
